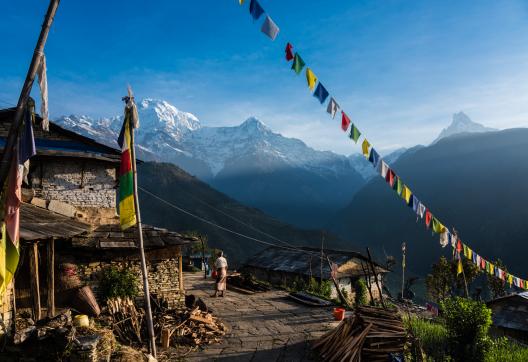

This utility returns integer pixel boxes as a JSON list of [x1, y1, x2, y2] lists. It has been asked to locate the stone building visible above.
[[0, 107, 196, 335], [487, 292, 528, 343], [243, 246, 388, 302]]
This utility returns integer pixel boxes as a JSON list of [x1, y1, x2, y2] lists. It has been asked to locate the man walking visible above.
[[212, 251, 228, 297]]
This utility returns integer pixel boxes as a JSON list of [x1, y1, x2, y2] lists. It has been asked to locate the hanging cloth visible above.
[[362, 139, 371, 157], [349, 124, 361, 143], [439, 230, 449, 248], [401, 185, 412, 204], [472, 251, 478, 264], [431, 217, 445, 234], [313, 83, 329, 104], [341, 110, 351, 131], [305, 68, 318, 90], [261, 16, 279, 40], [249, 0, 265, 20], [457, 258, 463, 275], [425, 210, 432, 228], [368, 148, 380, 168], [386, 168, 395, 187], [412, 195, 419, 212], [327, 98, 339, 119], [37, 53, 49, 131], [395, 177, 403, 196], [285, 43, 294, 61], [291, 53, 305, 74], [380, 160, 389, 179], [417, 202, 426, 219]]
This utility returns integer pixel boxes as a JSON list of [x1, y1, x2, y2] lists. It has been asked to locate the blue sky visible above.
[[2, 0, 528, 154]]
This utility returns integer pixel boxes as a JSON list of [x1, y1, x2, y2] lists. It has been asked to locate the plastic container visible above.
[[73, 314, 90, 328], [333, 307, 346, 321]]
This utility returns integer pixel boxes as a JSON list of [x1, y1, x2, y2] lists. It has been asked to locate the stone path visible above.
[[161, 272, 339, 361]]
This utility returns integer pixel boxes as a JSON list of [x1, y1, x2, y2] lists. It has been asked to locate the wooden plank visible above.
[[29, 242, 41, 321], [46, 238, 55, 318], [99, 241, 136, 248], [161, 328, 171, 348]]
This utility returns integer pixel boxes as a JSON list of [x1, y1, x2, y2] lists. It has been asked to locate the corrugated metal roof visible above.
[[244, 246, 387, 279]]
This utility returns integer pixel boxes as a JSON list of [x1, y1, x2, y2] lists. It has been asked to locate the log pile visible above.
[[313, 305, 407, 362]]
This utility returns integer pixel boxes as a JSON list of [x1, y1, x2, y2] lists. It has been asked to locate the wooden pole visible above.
[[0, 0, 60, 188], [401, 242, 406, 301], [325, 256, 351, 308], [46, 238, 55, 318], [179, 253, 184, 292], [29, 242, 41, 321], [129, 115, 157, 358], [201, 237, 206, 280], [366, 247, 386, 309], [360, 261, 374, 304], [320, 232, 324, 284]]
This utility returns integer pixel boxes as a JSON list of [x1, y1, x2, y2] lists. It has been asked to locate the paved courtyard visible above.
[[162, 272, 339, 361]]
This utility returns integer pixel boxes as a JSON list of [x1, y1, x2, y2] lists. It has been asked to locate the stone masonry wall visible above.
[[76, 258, 183, 308], [31, 159, 117, 212], [0, 282, 13, 337]]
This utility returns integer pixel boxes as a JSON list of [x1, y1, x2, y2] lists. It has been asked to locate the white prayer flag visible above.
[[37, 54, 49, 131], [261, 16, 279, 41], [379, 160, 389, 179], [326, 97, 339, 119]]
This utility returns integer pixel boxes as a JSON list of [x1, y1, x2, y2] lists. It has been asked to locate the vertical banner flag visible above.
[[350, 124, 361, 143], [36, 53, 49, 131], [117, 92, 139, 230], [285, 43, 294, 61], [313, 83, 329, 104], [305, 68, 318, 91], [361, 139, 370, 157], [341, 111, 351, 131], [327, 98, 339, 119], [261, 16, 279, 40], [0, 223, 6, 293], [249, 0, 264, 20], [239, 0, 244, 4], [291, 53, 305, 74]]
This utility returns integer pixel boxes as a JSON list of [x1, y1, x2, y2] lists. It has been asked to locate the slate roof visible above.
[[20, 202, 91, 241], [0, 107, 121, 163], [244, 246, 388, 279], [487, 293, 528, 332]]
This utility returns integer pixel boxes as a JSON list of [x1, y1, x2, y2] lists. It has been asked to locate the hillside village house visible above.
[[243, 246, 389, 301], [487, 292, 528, 343], [0, 107, 196, 335]]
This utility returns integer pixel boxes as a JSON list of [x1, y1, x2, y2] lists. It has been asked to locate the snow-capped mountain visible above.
[[432, 112, 497, 144], [54, 99, 367, 227]]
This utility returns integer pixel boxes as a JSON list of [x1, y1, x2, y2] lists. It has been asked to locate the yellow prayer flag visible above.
[[457, 258, 463, 275], [489, 263, 495, 275], [305, 68, 318, 91], [362, 139, 371, 157], [402, 185, 412, 204], [0, 223, 5, 294], [467, 247, 472, 260], [239, 0, 245, 4], [508, 274, 513, 286]]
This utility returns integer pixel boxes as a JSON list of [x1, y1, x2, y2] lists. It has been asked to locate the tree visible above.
[[426, 256, 453, 303], [487, 259, 507, 299]]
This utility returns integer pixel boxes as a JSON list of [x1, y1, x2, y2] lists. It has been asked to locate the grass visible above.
[[485, 338, 528, 362], [404, 316, 449, 361]]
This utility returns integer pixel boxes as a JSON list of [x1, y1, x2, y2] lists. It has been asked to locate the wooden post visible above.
[[46, 238, 55, 318], [360, 261, 374, 303], [179, 253, 184, 292], [161, 328, 170, 349], [0, 0, 60, 188], [325, 256, 351, 308], [129, 104, 157, 358], [29, 242, 41, 321], [366, 247, 386, 309]]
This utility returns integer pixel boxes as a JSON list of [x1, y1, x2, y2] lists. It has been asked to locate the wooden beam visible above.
[[29, 242, 41, 321], [179, 254, 184, 292], [46, 238, 55, 318]]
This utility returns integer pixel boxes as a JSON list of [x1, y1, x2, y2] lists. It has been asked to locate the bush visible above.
[[486, 337, 528, 362], [354, 278, 368, 306], [405, 316, 449, 361], [99, 266, 139, 300], [441, 296, 492, 361]]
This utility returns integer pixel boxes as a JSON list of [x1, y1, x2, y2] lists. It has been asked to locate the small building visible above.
[[242, 246, 388, 301], [487, 292, 528, 343], [0, 107, 197, 335]]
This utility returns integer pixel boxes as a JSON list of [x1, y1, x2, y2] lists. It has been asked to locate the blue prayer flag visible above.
[[19, 103, 36, 164], [368, 148, 380, 168], [249, 0, 265, 21], [313, 83, 329, 104], [412, 195, 419, 212]]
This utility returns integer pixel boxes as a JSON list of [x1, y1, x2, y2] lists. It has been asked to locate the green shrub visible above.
[[441, 296, 492, 361], [405, 316, 449, 361], [292, 276, 306, 292], [99, 266, 139, 300], [318, 280, 333, 298], [486, 337, 528, 362], [353, 278, 368, 306]]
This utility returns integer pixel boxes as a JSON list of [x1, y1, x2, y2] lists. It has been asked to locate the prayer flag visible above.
[[380, 161, 389, 179], [456, 239, 463, 253], [368, 148, 380, 168], [401, 185, 412, 204], [448, 232, 456, 248], [432, 217, 445, 234], [349, 124, 361, 143], [508, 274, 513, 286], [362, 139, 370, 157], [412, 195, 419, 212], [457, 259, 463, 275], [439, 230, 449, 248], [481, 258, 486, 270], [285, 43, 294, 61], [249, 0, 264, 20], [261, 16, 279, 40], [239, 0, 244, 5], [327, 98, 339, 119], [417, 202, 426, 219], [313, 83, 329, 104], [396, 178, 403, 196], [305, 68, 318, 91], [425, 210, 432, 228], [472, 251, 478, 264], [37, 54, 49, 131], [118, 91, 139, 230], [341, 111, 351, 131], [386, 169, 395, 187], [291, 53, 305, 74]]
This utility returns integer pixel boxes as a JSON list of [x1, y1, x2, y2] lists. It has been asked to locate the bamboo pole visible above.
[[0, 0, 60, 188], [46, 238, 55, 318], [29, 242, 41, 321], [129, 117, 157, 358]]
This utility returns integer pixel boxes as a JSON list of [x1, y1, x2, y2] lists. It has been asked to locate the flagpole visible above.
[[129, 119, 157, 357], [0, 0, 60, 189]]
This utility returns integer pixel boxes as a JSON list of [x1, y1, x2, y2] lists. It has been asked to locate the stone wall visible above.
[[0, 282, 14, 337], [30, 159, 118, 223], [75, 257, 183, 308]]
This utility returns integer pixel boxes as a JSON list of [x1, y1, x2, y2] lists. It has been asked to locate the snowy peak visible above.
[[239, 117, 270, 133], [138, 98, 201, 133], [433, 112, 497, 143]]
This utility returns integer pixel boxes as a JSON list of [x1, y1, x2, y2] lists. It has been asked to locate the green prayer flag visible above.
[[396, 178, 403, 196], [349, 124, 361, 143], [432, 217, 445, 234], [291, 53, 305, 74]]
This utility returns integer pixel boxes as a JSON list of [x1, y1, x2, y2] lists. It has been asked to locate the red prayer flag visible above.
[[481, 258, 486, 269], [456, 239, 463, 253], [385, 169, 395, 187], [425, 210, 432, 228], [341, 111, 351, 132], [285, 43, 294, 61]]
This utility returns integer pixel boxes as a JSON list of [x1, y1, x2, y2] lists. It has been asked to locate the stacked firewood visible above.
[[313, 305, 406, 362], [107, 297, 144, 345]]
